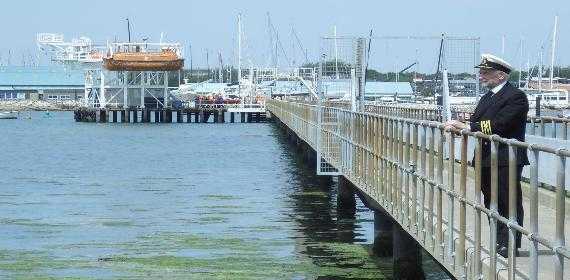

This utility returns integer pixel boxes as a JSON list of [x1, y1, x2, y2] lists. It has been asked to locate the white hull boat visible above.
[[0, 111, 18, 119]]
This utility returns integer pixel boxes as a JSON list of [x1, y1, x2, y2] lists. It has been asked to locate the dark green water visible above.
[[0, 112, 448, 279]]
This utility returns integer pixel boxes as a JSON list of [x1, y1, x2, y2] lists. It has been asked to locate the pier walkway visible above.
[[267, 100, 570, 280]]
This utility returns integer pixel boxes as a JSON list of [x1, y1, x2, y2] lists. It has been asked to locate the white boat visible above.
[[523, 88, 569, 107], [0, 111, 18, 119]]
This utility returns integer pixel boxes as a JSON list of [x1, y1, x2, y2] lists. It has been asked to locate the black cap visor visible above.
[[475, 61, 511, 74]]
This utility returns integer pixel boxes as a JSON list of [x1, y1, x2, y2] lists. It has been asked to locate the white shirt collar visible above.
[[491, 81, 507, 94]]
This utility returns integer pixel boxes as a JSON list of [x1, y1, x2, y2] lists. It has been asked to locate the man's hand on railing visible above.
[[444, 120, 470, 132]]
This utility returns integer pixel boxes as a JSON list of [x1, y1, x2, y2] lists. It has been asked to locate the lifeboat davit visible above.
[[103, 49, 184, 71]]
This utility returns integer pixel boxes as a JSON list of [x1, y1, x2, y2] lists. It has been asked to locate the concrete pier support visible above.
[[142, 109, 149, 123], [393, 227, 424, 279], [124, 109, 131, 123], [132, 110, 138, 123], [373, 210, 394, 257], [337, 176, 356, 215], [99, 109, 107, 123], [372, 209, 424, 278], [176, 110, 183, 123], [219, 111, 225, 123], [120, 110, 126, 123], [154, 110, 160, 123], [165, 109, 172, 123]]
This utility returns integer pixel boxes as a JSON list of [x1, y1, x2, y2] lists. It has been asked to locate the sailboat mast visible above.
[[237, 13, 242, 88], [126, 18, 131, 43], [549, 15, 558, 89], [334, 25, 339, 79], [519, 37, 524, 88], [539, 47, 543, 93], [526, 55, 531, 89]]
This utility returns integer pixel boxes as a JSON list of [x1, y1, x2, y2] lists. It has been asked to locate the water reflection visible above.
[[273, 125, 392, 279], [273, 124, 452, 280]]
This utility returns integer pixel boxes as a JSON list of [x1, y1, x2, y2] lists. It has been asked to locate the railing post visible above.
[[507, 141, 518, 279], [411, 123, 419, 236], [529, 147, 539, 280], [398, 120, 405, 222], [436, 127, 444, 259], [473, 136, 483, 279], [446, 129, 456, 268], [540, 118, 546, 137], [404, 121, 411, 228], [420, 124, 428, 244], [552, 119, 558, 139], [428, 126, 436, 251], [489, 136, 499, 280], [389, 118, 395, 212], [457, 132, 468, 276], [554, 149, 566, 280]]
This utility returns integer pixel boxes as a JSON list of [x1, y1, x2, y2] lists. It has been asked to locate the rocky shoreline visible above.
[[0, 100, 83, 111]]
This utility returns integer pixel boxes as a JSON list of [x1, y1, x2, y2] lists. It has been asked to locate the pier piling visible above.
[[100, 109, 107, 123], [373, 210, 394, 257], [213, 111, 219, 123], [177, 110, 183, 123], [337, 176, 356, 215], [393, 228, 423, 279]]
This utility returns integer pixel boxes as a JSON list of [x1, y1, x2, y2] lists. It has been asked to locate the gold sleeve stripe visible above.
[[480, 120, 492, 135]]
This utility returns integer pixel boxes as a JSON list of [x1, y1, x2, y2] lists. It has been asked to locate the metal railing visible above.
[[528, 116, 570, 140], [362, 103, 570, 140], [267, 99, 569, 280]]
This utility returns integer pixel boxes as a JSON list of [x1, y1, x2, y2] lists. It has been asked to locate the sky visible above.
[[0, 0, 568, 73]]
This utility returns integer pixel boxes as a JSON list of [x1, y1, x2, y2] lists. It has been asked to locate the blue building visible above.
[[0, 66, 84, 101]]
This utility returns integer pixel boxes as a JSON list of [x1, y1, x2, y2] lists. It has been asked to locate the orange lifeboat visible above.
[[103, 49, 184, 71]]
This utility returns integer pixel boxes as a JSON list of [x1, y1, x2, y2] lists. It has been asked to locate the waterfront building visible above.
[[0, 66, 84, 101]]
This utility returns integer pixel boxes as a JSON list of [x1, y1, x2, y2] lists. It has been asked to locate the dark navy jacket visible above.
[[469, 82, 530, 167]]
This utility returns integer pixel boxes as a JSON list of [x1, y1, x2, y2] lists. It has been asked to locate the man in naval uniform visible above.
[[444, 53, 529, 258]]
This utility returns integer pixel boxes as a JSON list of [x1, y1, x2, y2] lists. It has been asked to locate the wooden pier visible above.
[[73, 108, 269, 123]]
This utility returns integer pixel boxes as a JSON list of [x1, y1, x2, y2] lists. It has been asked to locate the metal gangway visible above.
[[267, 99, 569, 280]]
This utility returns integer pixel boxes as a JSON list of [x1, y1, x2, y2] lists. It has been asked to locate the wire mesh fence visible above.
[[318, 35, 480, 100]]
